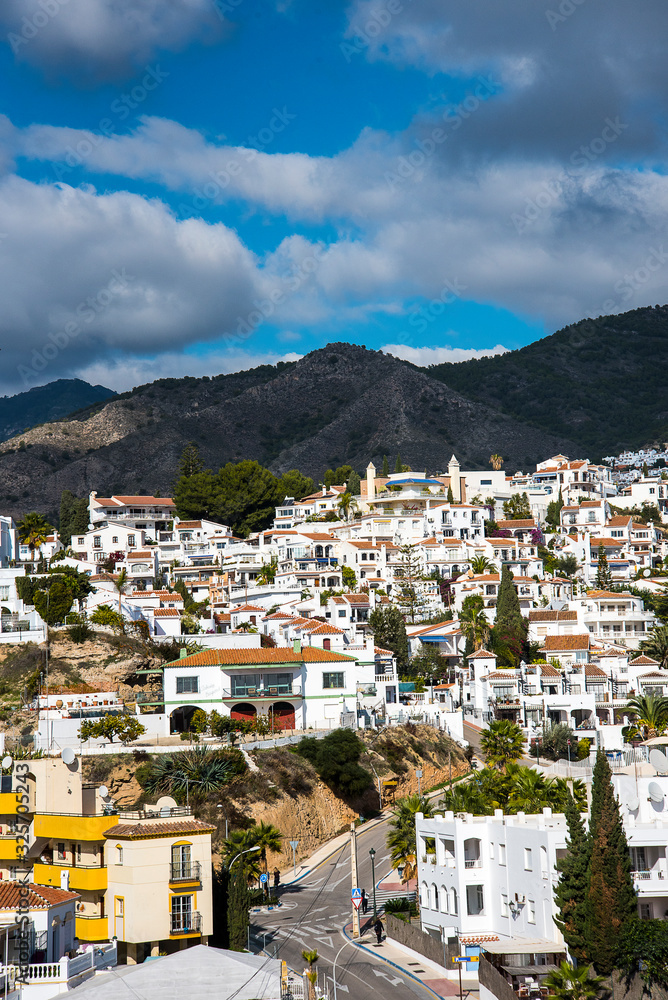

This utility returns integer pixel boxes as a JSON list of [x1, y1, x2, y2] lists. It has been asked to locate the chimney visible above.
[[366, 462, 376, 501], [448, 455, 461, 502], [179, 648, 187, 659], [293, 639, 302, 654]]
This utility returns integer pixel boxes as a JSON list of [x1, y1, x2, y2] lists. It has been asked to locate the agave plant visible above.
[[142, 746, 244, 802]]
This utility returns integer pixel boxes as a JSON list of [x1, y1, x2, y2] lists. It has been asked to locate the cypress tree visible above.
[[382, 455, 389, 477], [595, 543, 613, 590], [493, 565, 528, 667], [554, 794, 589, 963], [395, 453, 402, 473], [447, 485, 454, 503], [585, 752, 637, 975], [227, 861, 250, 951]]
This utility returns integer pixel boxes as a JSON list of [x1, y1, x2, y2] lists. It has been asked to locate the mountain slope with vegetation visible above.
[[0, 344, 577, 520], [0, 379, 115, 444], [428, 304, 668, 455]]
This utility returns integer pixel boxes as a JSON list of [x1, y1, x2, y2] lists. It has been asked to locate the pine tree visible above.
[[595, 544, 613, 590], [178, 442, 204, 479], [394, 544, 428, 624], [382, 455, 389, 477], [585, 752, 637, 975], [554, 794, 589, 964], [395, 453, 402, 473], [227, 861, 250, 951], [369, 605, 408, 671], [447, 485, 454, 503]]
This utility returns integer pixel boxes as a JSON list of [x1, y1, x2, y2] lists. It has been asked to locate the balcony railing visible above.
[[170, 911, 202, 935], [170, 861, 201, 882], [464, 859, 482, 869], [223, 685, 302, 699]]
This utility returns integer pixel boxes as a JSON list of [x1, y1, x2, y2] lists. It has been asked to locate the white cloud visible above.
[[74, 349, 304, 393], [381, 343, 509, 366], [0, 0, 225, 83]]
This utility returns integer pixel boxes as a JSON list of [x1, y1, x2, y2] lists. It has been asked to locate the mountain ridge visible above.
[[0, 379, 116, 444]]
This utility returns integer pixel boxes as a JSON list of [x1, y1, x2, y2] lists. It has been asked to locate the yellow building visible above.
[[0, 755, 214, 964]]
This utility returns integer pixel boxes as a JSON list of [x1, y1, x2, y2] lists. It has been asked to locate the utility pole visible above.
[[350, 823, 360, 939]]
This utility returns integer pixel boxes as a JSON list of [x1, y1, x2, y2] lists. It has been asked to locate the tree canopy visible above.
[[369, 605, 408, 671]]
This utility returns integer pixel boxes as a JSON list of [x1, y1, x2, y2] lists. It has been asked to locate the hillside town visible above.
[[0, 450, 665, 997]]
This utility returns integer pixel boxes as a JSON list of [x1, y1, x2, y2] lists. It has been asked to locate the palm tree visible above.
[[256, 557, 278, 586], [301, 950, 319, 1000], [441, 781, 497, 815], [480, 720, 526, 770], [470, 555, 495, 575], [490, 454, 504, 471], [544, 960, 605, 1000], [387, 794, 434, 882], [459, 602, 490, 650], [640, 625, 668, 669], [337, 492, 357, 521], [624, 693, 668, 739], [114, 568, 128, 613], [507, 765, 554, 813], [18, 512, 52, 568], [252, 821, 283, 871]]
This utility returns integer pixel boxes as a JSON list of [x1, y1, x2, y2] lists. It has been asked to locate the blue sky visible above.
[[0, 0, 667, 394]]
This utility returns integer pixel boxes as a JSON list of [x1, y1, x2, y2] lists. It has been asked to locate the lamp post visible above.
[[368, 847, 377, 921], [229, 844, 261, 870], [332, 939, 358, 1000]]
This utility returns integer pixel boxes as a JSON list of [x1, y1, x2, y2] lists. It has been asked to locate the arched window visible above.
[[450, 887, 458, 915], [421, 882, 429, 908], [116, 845, 123, 865], [432, 885, 439, 910], [440, 886, 448, 913]]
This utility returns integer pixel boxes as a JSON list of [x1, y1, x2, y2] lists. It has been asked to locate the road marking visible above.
[[372, 969, 405, 986], [314, 935, 334, 947], [327, 978, 349, 993]]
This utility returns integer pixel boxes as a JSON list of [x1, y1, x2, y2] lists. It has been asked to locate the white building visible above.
[[0, 516, 17, 567]]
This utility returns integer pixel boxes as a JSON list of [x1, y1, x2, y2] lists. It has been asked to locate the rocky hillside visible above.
[[0, 379, 115, 444], [0, 344, 577, 519], [81, 724, 469, 867]]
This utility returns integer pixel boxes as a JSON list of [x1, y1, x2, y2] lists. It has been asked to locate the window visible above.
[[338, 609, 346, 618], [74, 843, 81, 863], [499, 843, 506, 865], [172, 844, 192, 879], [501, 893, 509, 918], [57, 842, 66, 860], [440, 886, 449, 914], [323, 672, 344, 689], [450, 888, 458, 915], [527, 899, 536, 924], [116, 846, 123, 865], [128, 535, 136, 547], [93, 536, 101, 548], [466, 884, 484, 916], [176, 676, 199, 694], [77, 537, 84, 545], [115, 897, 124, 916], [489, 842, 494, 860], [524, 848, 533, 871], [112, 536, 118, 544]]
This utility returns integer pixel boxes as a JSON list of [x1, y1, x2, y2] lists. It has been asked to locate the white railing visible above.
[[464, 859, 482, 869]]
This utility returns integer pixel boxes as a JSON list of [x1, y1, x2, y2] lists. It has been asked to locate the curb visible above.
[[341, 923, 445, 1000], [279, 812, 391, 888]]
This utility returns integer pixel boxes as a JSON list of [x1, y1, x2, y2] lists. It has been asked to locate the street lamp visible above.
[[368, 848, 377, 921], [229, 845, 261, 870], [332, 939, 359, 1000]]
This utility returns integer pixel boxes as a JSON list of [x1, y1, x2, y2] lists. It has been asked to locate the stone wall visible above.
[[385, 913, 458, 967]]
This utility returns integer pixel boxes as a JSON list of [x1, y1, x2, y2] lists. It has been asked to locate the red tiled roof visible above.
[[629, 654, 660, 665], [176, 521, 203, 528], [542, 635, 590, 651], [154, 609, 180, 618], [495, 519, 537, 529], [585, 664, 606, 677], [233, 604, 267, 613], [166, 647, 356, 667], [529, 610, 578, 622], [112, 496, 175, 505], [103, 819, 215, 839], [0, 883, 80, 908], [375, 646, 394, 655], [468, 648, 496, 659]]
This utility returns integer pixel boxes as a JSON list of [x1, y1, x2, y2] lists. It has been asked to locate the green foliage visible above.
[[140, 746, 247, 802], [190, 709, 208, 734], [382, 455, 389, 477], [347, 470, 361, 497], [545, 490, 564, 530], [543, 961, 605, 1000], [341, 565, 357, 589], [369, 605, 408, 671], [294, 729, 372, 797], [459, 594, 490, 652], [17, 511, 53, 544], [387, 794, 435, 880], [395, 453, 402, 473], [90, 604, 125, 631], [227, 862, 250, 951], [492, 565, 528, 667], [68, 620, 93, 643], [585, 751, 637, 975], [394, 544, 428, 624], [529, 722, 578, 762], [221, 821, 283, 872], [33, 578, 73, 626], [554, 795, 590, 963], [440, 763, 587, 817], [624, 692, 668, 739], [174, 454, 315, 536], [324, 465, 354, 488], [58, 490, 89, 545], [79, 716, 146, 745], [479, 720, 526, 769], [640, 624, 668, 667], [618, 918, 668, 991], [502, 492, 531, 519], [595, 543, 613, 590]]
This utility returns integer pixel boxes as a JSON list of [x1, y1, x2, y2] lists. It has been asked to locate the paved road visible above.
[[250, 818, 439, 1000]]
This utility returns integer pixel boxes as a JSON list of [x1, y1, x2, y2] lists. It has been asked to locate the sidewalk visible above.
[[344, 920, 479, 1000], [278, 811, 391, 887]]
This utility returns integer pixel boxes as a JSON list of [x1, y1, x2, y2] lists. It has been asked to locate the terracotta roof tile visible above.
[[585, 664, 607, 677], [0, 883, 80, 908], [111, 495, 175, 505], [629, 654, 660, 666], [153, 608, 180, 618], [166, 647, 356, 667], [542, 635, 590, 651], [528, 610, 578, 622], [104, 819, 215, 839]]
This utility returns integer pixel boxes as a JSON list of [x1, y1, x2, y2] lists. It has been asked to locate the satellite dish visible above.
[[627, 796, 639, 812], [1, 756, 12, 770], [156, 795, 177, 811], [643, 569, 651, 577], [98, 785, 108, 799], [649, 749, 668, 774], [648, 781, 664, 804], [61, 747, 75, 765]]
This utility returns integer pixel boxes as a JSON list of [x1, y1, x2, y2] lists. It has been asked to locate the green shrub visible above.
[[294, 729, 372, 797]]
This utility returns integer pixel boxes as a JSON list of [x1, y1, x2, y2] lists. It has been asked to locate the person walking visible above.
[[361, 888, 368, 914], [374, 918, 384, 944]]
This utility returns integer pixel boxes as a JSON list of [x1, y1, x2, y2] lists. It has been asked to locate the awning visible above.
[[483, 940, 566, 956]]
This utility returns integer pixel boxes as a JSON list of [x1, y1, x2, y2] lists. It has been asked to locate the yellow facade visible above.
[[75, 916, 109, 941], [33, 862, 108, 892], [33, 814, 115, 841]]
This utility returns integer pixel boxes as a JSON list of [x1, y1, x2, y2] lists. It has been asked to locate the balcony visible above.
[[170, 861, 202, 883], [222, 684, 303, 700], [75, 914, 109, 941], [33, 861, 108, 892], [632, 867, 667, 892], [170, 911, 202, 936], [464, 859, 482, 869]]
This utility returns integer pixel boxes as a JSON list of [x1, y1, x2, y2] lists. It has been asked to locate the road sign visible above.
[[260, 873, 268, 884], [351, 887, 362, 910], [289, 840, 299, 849], [452, 956, 479, 963]]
